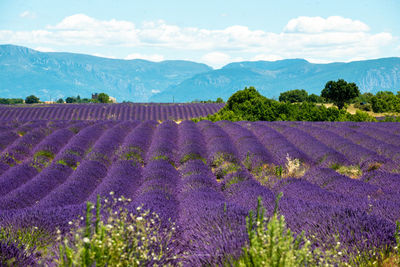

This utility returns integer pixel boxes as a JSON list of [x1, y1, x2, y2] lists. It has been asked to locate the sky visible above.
[[0, 0, 399, 68]]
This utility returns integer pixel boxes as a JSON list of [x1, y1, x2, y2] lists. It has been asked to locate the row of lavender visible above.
[[0, 120, 399, 264], [0, 103, 224, 121]]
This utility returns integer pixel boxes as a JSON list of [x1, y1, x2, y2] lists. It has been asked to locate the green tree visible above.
[[65, 97, 77, 103], [353, 92, 374, 104], [9, 98, 24, 104], [56, 98, 64, 103], [370, 91, 400, 113], [279, 89, 308, 103], [216, 97, 224, 103], [25, 95, 40, 104], [97, 93, 110, 103], [307, 93, 323, 103], [321, 79, 360, 109], [224, 86, 279, 121]]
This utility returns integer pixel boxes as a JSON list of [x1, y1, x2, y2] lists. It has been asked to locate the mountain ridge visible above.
[[0, 44, 212, 102], [1, 44, 399, 102], [151, 56, 400, 102]]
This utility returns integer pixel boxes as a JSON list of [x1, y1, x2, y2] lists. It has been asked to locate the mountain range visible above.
[[1, 44, 400, 102]]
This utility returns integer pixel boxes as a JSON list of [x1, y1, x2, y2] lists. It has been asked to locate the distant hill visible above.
[[0, 45, 212, 102], [150, 58, 400, 102], [1, 44, 400, 102]]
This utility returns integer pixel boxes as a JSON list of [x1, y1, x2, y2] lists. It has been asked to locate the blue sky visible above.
[[1, 0, 399, 68]]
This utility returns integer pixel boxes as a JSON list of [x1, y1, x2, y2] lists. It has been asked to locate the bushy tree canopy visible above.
[[25, 95, 40, 104], [321, 79, 360, 109], [279, 89, 308, 103], [216, 97, 224, 103], [97, 93, 110, 103], [370, 91, 400, 113], [65, 97, 77, 103]]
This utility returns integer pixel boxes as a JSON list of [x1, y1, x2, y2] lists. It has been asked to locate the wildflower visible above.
[[137, 216, 143, 221], [83, 237, 90, 244], [109, 191, 114, 196]]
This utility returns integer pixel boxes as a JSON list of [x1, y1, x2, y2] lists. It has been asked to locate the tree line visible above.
[[278, 80, 400, 114], [194, 79, 389, 122], [0, 93, 113, 104]]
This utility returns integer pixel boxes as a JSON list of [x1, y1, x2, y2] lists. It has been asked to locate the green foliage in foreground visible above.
[[1, 194, 400, 266], [194, 87, 376, 122], [57, 194, 178, 267], [233, 194, 340, 267], [234, 195, 400, 267]]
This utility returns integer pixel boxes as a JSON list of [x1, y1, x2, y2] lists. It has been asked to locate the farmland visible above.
[[0, 103, 224, 121], [0, 115, 399, 265]]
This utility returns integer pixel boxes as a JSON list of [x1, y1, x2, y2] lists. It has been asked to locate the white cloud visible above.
[[284, 16, 370, 33], [20, 11, 36, 19], [201, 52, 231, 68], [151, 89, 161, 94], [0, 14, 398, 67], [34, 46, 56, 52], [125, 53, 164, 61], [44, 14, 138, 46]]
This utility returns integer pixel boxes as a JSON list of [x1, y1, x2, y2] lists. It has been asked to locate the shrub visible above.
[[279, 89, 308, 103], [233, 194, 340, 266], [56, 194, 179, 266]]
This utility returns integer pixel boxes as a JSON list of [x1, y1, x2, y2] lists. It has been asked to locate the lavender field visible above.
[[0, 103, 224, 121], [1, 119, 400, 265]]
